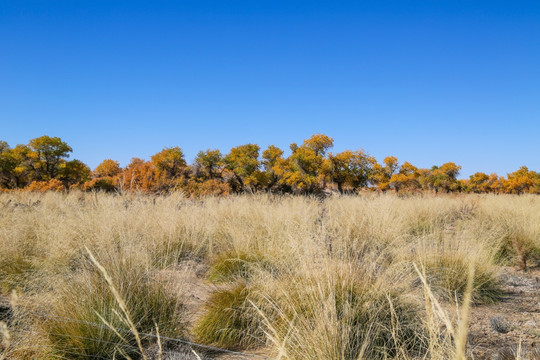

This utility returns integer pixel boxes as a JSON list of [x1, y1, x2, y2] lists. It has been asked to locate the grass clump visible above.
[[0, 255, 35, 294], [0, 224, 39, 294], [40, 256, 185, 359], [420, 255, 502, 304], [193, 281, 266, 349], [150, 239, 206, 269], [262, 265, 426, 360], [206, 251, 277, 283], [495, 228, 540, 271], [479, 198, 540, 270]]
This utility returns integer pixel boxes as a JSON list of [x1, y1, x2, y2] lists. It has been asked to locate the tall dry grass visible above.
[[0, 192, 538, 359]]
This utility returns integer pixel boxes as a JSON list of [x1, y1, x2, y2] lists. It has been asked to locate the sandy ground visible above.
[[468, 267, 540, 360]]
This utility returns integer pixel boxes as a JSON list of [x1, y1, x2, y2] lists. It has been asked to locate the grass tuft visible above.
[[206, 251, 277, 283], [193, 281, 266, 349], [421, 255, 502, 304], [40, 256, 185, 359]]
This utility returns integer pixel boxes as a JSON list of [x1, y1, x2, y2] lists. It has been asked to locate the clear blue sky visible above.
[[1, 1, 539, 177]]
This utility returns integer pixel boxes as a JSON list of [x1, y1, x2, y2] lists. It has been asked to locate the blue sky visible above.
[[1, 1, 539, 177]]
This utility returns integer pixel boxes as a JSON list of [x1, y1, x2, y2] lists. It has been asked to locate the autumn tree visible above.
[[94, 159, 122, 178], [464, 172, 504, 193], [371, 156, 400, 191], [467, 172, 487, 193], [184, 149, 233, 196], [0, 141, 15, 189], [59, 159, 91, 188], [274, 134, 334, 194], [224, 144, 264, 192], [504, 166, 539, 194], [5, 145, 36, 188], [327, 150, 375, 193], [261, 145, 285, 191], [466, 172, 493, 193], [193, 149, 224, 180], [151, 147, 187, 178], [119, 158, 156, 192], [83, 159, 122, 192], [389, 162, 421, 193], [303, 133, 334, 157], [421, 162, 461, 192], [28, 136, 72, 180], [148, 147, 188, 191], [487, 173, 505, 193]]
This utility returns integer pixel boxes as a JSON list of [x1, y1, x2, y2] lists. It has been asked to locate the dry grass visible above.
[[0, 192, 538, 359]]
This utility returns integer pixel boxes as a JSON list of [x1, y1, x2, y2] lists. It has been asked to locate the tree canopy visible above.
[[0, 134, 538, 196]]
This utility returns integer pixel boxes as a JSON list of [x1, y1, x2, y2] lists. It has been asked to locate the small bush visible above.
[[25, 179, 66, 192]]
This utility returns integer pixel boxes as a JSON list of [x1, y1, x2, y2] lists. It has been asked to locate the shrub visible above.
[[25, 179, 65, 192]]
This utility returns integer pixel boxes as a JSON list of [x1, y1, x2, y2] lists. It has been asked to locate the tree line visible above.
[[0, 134, 538, 195]]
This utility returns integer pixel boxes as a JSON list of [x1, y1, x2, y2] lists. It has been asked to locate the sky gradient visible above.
[[1, 1, 539, 177]]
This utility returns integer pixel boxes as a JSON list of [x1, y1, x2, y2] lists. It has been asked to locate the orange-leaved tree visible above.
[[423, 162, 462, 193], [504, 166, 539, 194], [94, 159, 122, 178], [118, 158, 156, 192]]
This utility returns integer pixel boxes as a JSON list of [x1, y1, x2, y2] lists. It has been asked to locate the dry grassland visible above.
[[0, 192, 539, 359]]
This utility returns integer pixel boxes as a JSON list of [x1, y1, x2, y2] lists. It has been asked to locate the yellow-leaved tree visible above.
[[327, 150, 376, 193], [274, 134, 334, 194], [224, 144, 264, 192], [371, 156, 400, 192]]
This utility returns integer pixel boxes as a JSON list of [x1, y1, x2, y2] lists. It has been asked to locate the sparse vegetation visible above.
[[0, 192, 538, 359]]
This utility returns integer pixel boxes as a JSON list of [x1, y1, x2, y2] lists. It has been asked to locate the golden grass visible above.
[[0, 192, 538, 359]]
